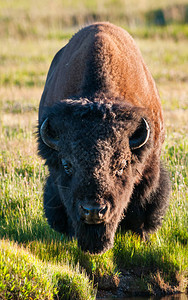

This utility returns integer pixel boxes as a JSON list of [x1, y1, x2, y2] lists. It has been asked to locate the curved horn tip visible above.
[[40, 117, 59, 151], [129, 118, 150, 150], [142, 117, 150, 144], [40, 117, 49, 144]]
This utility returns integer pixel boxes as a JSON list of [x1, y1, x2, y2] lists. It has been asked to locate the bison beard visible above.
[[76, 223, 114, 254], [37, 22, 171, 254]]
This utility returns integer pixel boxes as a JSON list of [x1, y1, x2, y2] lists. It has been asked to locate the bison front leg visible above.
[[134, 225, 150, 242], [43, 176, 73, 236], [120, 163, 171, 240], [143, 163, 171, 236]]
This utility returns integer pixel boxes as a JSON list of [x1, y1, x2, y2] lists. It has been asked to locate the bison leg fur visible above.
[[43, 176, 74, 236], [120, 163, 171, 240], [143, 164, 171, 235]]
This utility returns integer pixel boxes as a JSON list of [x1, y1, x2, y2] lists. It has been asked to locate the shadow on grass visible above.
[[0, 216, 181, 274], [0, 211, 186, 295], [112, 231, 186, 294], [0, 213, 96, 275]]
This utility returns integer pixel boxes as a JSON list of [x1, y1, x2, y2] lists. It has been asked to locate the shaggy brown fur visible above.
[[37, 23, 170, 254], [39, 22, 164, 148]]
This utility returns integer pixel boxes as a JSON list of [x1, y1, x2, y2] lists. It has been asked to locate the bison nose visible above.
[[80, 205, 108, 224]]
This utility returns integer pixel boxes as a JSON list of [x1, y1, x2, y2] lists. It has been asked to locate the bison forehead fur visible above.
[[37, 22, 170, 254]]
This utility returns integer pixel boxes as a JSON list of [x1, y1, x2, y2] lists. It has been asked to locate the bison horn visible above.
[[129, 118, 150, 150], [40, 118, 59, 151]]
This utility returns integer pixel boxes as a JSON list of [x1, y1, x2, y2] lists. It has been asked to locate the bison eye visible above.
[[116, 159, 127, 177], [61, 159, 73, 176]]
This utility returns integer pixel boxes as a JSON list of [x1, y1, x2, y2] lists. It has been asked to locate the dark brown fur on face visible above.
[[37, 23, 170, 254]]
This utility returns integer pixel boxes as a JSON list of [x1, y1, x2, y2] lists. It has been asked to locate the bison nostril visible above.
[[80, 205, 108, 224], [81, 205, 90, 216], [98, 206, 108, 218]]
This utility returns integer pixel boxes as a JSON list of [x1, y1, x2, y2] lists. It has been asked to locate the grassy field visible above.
[[0, 0, 188, 299]]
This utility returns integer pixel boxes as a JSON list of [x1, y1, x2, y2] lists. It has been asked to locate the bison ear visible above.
[[40, 118, 60, 151], [129, 118, 150, 150]]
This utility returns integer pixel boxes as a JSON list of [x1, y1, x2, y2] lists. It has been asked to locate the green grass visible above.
[[0, 239, 96, 300], [1, 0, 188, 39], [0, 0, 188, 299]]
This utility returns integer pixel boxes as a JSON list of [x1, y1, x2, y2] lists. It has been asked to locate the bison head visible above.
[[38, 98, 152, 254]]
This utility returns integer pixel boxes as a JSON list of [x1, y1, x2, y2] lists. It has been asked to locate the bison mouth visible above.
[[76, 221, 115, 254]]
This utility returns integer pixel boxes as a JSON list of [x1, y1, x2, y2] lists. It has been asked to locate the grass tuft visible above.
[[0, 239, 96, 300]]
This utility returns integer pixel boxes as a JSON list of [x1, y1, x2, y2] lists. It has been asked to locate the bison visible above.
[[37, 22, 170, 254]]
